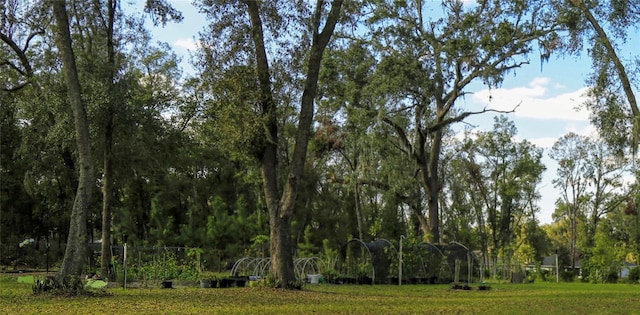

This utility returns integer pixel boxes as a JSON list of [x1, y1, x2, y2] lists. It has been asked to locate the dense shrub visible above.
[[627, 267, 640, 284], [32, 275, 89, 296], [560, 271, 576, 282]]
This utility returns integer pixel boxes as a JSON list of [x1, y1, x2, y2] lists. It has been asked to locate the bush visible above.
[[116, 268, 137, 286], [32, 275, 89, 296], [126, 251, 200, 285], [560, 271, 576, 282], [627, 267, 640, 284]]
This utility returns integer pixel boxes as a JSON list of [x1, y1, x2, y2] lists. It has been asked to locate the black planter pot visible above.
[[234, 277, 247, 287], [451, 283, 471, 290], [357, 276, 373, 285], [220, 278, 235, 288], [161, 281, 173, 289], [337, 277, 357, 284]]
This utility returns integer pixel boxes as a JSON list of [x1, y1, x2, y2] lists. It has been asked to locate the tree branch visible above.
[[382, 116, 414, 155], [23, 30, 45, 53], [427, 103, 520, 134], [0, 33, 32, 77], [329, 175, 420, 206], [2, 82, 29, 92], [1, 59, 26, 76]]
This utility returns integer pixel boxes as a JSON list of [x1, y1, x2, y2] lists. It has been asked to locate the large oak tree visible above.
[[365, 0, 558, 243], [197, 0, 344, 288]]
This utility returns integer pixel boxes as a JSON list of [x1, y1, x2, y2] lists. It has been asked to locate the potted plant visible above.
[[357, 262, 373, 285], [321, 268, 339, 284], [199, 279, 211, 288]]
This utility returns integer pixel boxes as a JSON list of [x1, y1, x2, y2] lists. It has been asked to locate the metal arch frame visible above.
[[230, 257, 253, 276], [254, 258, 271, 276], [342, 238, 376, 283], [230, 257, 271, 277], [294, 257, 324, 280], [420, 242, 449, 280], [374, 238, 398, 256], [447, 241, 475, 284], [421, 242, 446, 258]]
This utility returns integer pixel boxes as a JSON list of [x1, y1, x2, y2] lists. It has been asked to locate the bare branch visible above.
[[0, 32, 35, 77], [329, 176, 420, 205], [427, 103, 521, 134], [23, 30, 45, 53]]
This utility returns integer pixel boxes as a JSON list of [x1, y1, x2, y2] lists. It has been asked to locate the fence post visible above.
[[123, 242, 127, 289], [399, 235, 404, 286], [556, 249, 560, 283]]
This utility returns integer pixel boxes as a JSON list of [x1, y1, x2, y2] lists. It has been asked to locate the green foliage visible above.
[[32, 275, 89, 297], [458, 116, 546, 264], [582, 223, 626, 283], [318, 239, 340, 281], [121, 250, 201, 287], [627, 267, 640, 284], [298, 225, 319, 257], [115, 268, 137, 286], [559, 271, 577, 283]]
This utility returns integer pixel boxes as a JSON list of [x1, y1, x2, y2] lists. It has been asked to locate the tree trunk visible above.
[[100, 117, 113, 279], [52, 0, 94, 283], [100, 0, 117, 281], [424, 127, 443, 244], [269, 211, 295, 286], [354, 183, 364, 240], [570, 207, 577, 269]]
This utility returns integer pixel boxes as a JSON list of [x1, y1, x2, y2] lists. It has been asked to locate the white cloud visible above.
[[173, 38, 198, 51], [526, 137, 558, 149], [522, 123, 596, 149], [472, 77, 590, 121], [564, 123, 597, 137]]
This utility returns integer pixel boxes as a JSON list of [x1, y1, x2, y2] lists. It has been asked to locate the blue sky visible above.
[[128, 1, 639, 225]]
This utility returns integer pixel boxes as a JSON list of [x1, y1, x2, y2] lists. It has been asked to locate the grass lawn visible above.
[[1, 275, 640, 314]]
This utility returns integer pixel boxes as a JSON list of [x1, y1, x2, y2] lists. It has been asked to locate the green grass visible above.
[[2, 276, 640, 314]]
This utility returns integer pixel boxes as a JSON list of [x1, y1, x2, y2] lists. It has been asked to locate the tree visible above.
[[365, 0, 558, 243], [197, 0, 344, 288], [549, 132, 592, 269], [92, 0, 184, 281], [51, 0, 95, 283], [464, 116, 545, 265], [582, 138, 628, 247], [1, 0, 56, 266], [99, 0, 118, 281], [317, 41, 416, 242], [583, 218, 627, 283]]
